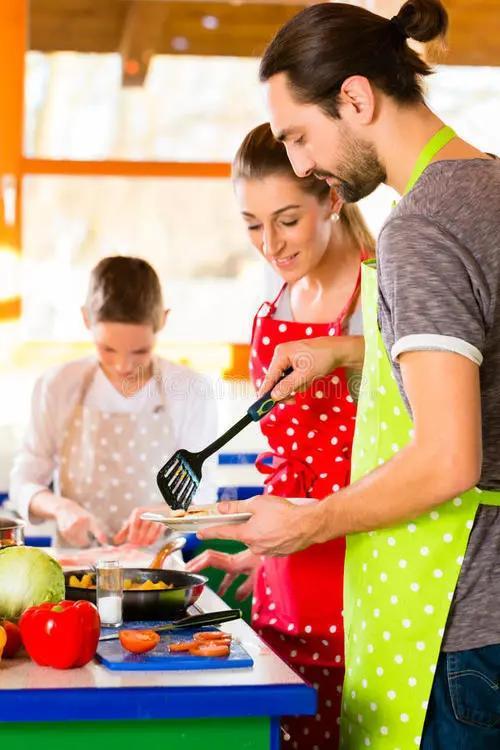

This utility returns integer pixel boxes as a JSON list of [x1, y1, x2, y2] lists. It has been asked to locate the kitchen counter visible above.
[[0, 587, 316, 749]]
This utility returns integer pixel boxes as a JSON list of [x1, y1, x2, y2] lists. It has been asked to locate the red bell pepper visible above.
[[19, 600, 100, 669]]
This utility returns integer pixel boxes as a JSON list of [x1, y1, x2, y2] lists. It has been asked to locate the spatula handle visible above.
[[247, 366, 293, 421], [171, 609, 242, 630]]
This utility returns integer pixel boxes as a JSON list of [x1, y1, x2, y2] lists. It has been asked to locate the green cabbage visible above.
[[0, 546, 65, 620]]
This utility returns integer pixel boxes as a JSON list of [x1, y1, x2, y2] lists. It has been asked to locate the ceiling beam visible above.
[[29, 0, 500, 66]]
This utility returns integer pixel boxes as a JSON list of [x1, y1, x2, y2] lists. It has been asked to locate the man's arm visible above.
[[315, 349, 481, 541], [199, 349, 481, 555]]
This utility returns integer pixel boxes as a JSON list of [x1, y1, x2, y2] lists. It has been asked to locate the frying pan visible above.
[[65, 568, 207, 620]]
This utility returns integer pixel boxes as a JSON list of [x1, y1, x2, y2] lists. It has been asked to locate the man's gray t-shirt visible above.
[[377, 158, 500, 652]]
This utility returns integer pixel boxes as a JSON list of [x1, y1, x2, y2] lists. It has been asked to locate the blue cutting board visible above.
[[96, 621, 254, 671]]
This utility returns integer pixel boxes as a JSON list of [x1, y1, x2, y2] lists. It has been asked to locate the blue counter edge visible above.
[[0, 683, 316, 723]]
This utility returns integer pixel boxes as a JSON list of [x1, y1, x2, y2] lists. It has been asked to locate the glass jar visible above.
[[96, 560, 123, 627]]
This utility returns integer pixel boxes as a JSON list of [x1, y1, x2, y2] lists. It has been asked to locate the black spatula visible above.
[[157, 367, 293, 511]]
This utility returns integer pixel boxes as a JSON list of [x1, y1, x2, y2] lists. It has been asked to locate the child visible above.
[[10, 256, 217, 548]]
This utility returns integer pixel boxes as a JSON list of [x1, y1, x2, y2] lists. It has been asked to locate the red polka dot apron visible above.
[[340, 128, 500, 749], [250, 263, 364, 749]]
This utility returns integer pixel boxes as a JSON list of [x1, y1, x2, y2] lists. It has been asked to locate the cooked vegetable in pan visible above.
[[68, 574, 174, 591]]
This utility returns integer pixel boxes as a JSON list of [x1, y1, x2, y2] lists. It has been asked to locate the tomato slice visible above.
[[168, 640, 196, 653], [193, 630, 232, 642], [119, 629, 160, 654], [189, 641, 230, 657]]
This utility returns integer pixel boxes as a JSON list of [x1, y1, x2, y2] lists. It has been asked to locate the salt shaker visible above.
[[96, 560, 123, 627]]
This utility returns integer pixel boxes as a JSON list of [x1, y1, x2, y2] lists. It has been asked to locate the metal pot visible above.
[[64, 568, 207, 620], [0, 517, 25, 549]]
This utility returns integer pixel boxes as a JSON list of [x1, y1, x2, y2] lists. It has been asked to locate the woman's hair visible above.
[[85, 256, 164, 332], [233, 123, 375, 254], [259, 0, 448, 118]]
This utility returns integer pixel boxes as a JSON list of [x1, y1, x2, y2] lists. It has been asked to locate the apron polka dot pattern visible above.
[[340, 261, 500, 749], [59, 364, 175, 543], [250, 266, 365, 749]]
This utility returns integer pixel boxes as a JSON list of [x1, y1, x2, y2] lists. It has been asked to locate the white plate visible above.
[[140, 511, 252, 533]]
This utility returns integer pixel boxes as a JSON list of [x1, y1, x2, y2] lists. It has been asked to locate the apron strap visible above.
[[337, 250, 366, 329], [250, 283, 288, 344], [403, 125, 456, 194], [77, 362, 99, 406]]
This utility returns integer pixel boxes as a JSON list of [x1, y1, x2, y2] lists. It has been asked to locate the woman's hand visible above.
[[113, 506, 164, 547], [53, 496, 108, 548], [259, 335, 365, 403], [185, 548, 260, 601]]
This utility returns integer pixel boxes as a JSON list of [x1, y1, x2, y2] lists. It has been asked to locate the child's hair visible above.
[[85, 256, 164, 332], [232, 123, 375, 255]]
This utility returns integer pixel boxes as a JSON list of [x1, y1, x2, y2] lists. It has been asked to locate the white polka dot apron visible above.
[[340, 128, 500, 749], [250, 261, 366, 749], [58, 362, 174, 544]]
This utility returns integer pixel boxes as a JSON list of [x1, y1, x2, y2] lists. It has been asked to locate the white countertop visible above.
[[1, 587, 305, 692]]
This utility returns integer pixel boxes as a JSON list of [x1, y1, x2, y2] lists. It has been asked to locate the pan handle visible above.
[[171, 608, 241, 630]]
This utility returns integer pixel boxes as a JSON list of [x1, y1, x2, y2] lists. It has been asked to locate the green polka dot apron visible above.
[[340, 127, 500, 749]]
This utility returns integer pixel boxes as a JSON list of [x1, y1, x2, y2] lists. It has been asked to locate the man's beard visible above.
[[315, 128, 386, 203]]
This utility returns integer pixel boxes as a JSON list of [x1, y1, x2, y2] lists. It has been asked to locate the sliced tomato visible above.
[[193, 630, 232, 642], [189, 641, 230, 657], [168, 640, 196, 653], [119, 629, 160, 654]]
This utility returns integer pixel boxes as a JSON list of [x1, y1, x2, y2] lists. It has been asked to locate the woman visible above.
[[187, 123, 374, 749], [10, 255, 217, 549]]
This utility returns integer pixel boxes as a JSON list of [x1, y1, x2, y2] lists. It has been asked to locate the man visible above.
[[199, 2, 500, 748]]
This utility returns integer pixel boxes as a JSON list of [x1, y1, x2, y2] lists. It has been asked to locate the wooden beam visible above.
[[30, 0, 305, 58], [21, 158, 231, 178], [30, 0, 500, 65]]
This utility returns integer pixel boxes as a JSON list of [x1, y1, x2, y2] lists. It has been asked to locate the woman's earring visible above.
[[331, 212, 340, 223]]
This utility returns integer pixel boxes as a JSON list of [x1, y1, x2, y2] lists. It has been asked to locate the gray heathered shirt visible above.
[[377, 158, 500, 652]]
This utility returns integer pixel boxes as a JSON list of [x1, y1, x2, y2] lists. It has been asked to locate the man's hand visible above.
[[199, 350, 482, 556], [197, 497, 326, 556], [186, 548, 259, 600], [259, 336, 365, 402]]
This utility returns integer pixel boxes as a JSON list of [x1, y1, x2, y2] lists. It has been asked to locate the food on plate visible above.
[[119, 629, 160, 654], [0, 619, 23, 658], [169, 504, 219, 518], [0, 546, 65, 620], [68, 573, 173, 591], [19, 599, 100, 669], [189, 641, 230, 657]]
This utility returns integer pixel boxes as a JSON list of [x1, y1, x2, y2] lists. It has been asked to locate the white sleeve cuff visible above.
[[392, 334, 483, 366], [16, 484, 48, 523]]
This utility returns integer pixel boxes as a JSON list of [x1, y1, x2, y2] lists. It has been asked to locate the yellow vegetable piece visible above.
[[124, 579, 133, 590], [0, 625, 6, 660], [69, 575, 81, 587], [81, 573, 94, 587], [140, 579, 155, 590]]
